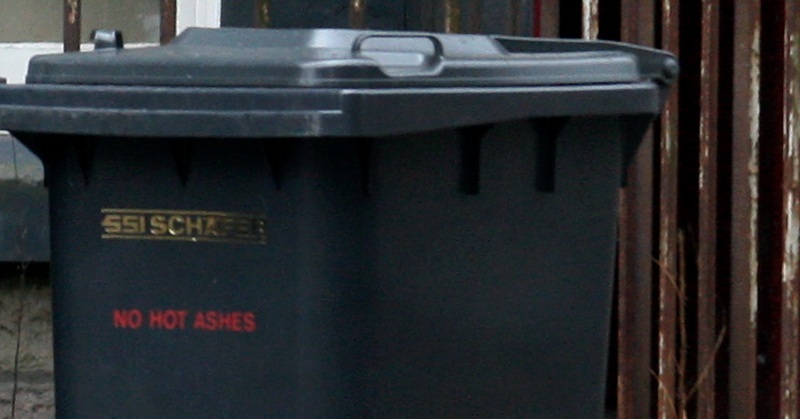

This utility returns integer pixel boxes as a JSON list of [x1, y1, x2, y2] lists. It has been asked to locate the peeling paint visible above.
[[698, 1, 712, 193], [581, 0, 599, 40], [65, 0, 79, 25], [782, 191, 799, 288], [699, 118, 708, 190], [658, 333, 665, 374], [663, 107, 674, 156], [749, 20, 761, 326], [780, 14, 800, 418]]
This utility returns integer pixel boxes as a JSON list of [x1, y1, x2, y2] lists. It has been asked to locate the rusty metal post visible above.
[[160, 0, 177, 45], [63, 0, 81, 52], [160, 0, 177, 43], [468, 0, 484, 34], [581, 0, 598, 41], [254, 0, 271, 28], [536, 0, 560, 38], [697, 0, 721, 416], [658, 0, 680, 417], [729, 0, 761, 417], [617, 0, 656, 416], [350, 0, 367, 29], [443, 0, 460, 33], [780, 0, 800, 416], [509, 0, 523, 35]]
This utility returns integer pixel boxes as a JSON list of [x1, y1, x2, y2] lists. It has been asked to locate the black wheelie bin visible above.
[[0, 28, 676, 418]]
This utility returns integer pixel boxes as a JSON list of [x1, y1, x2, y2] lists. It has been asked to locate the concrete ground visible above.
[[0, 372, 54, 419], [0, 266, 54, 419]]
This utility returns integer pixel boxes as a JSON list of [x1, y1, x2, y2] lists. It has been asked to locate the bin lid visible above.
[[0, 28, 677, 138], [25, 28, 666, 88]]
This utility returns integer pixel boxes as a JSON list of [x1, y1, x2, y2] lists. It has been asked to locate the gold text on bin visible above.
[[100, 209, 268, 245]]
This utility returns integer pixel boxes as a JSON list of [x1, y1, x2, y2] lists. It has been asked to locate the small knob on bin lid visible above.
[[662, 57, 679, 82], [91, 30, 124, 50]]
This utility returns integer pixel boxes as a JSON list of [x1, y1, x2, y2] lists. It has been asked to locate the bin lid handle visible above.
[[351, 34, 445, 77]]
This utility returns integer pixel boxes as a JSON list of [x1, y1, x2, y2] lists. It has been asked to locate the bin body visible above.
[[0, 28, 676, 418], [40, 137, 369, 418], [366, 118, 623, 417]]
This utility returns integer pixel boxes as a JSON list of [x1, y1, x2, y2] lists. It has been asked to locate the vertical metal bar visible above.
[[510, 0, 523, 35], [581, 0, 599, 40], [537, 0, 560, 38], [619, 0, 638, 43], [63, 0, 81, 52], [469, 0, 483, 34], [658, 0, 680, 417], [405, 0, 437, 32], [780, 0, 800, 415], [759, 0, 788, 413], [350, 0, 367, 29], [697, 0, 720, 416], [617, 0, 655, 417], [617, 143, 655, 419], [444, 0, 460, 33], [729, 0, 761, 417], [160, 0, 177, 45], [254, 0, 271, 28]]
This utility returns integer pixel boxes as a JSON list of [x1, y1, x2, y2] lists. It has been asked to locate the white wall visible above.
[[0, 43, 63, 85], [177, 0, 222, 34], [0, 0, 221, 85]]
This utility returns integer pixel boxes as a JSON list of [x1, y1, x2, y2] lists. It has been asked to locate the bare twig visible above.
[[651, 229, 725, 419], [687, 324, 728, 401], [650, 368, 679, 419], [11, 261, 29, 419], [677, 231, 688, 416]]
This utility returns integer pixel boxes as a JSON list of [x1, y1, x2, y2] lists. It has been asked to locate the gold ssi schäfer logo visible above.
[[101, 208, 268, 244]]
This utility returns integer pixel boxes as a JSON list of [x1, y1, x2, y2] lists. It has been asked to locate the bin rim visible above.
[[0, 28, 677, 138], [21, 27, 677, 89]]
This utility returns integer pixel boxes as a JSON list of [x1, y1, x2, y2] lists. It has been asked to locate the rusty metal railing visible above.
[[62, 0, 178, 50]]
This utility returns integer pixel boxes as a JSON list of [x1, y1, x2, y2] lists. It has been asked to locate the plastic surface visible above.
[[0, 28, 677, 418], [32, 120, 624, 418], [25, 28, 653, 88], [0, 29, 675, 138]]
